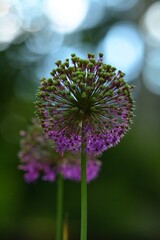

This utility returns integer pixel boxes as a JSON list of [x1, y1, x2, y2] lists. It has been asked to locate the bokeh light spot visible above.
[[140, 2, 160, 47], [0, 13, 21, 47], [25, 30, 64, 55], [45, 0, 89, 33], [99, 22, 144, 82], [14, 0, 45, 32], [143, 49, 160, 96], [0, 0, 13, 16]]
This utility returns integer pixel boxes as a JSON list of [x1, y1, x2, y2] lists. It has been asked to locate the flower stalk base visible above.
[[81, 141, 87, 240]]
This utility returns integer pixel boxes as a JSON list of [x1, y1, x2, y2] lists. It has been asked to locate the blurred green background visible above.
[[0, 0, 160, 239]]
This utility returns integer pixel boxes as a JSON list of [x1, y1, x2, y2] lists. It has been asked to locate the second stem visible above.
[[56, 174, 63, 240]]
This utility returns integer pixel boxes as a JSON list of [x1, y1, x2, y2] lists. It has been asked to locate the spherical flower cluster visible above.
[[35, 53, 134, 155], [18, 119, 101, 183]]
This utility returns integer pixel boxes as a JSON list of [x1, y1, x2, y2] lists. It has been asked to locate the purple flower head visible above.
[[18, 119, 101, 183], [35, 53, 134, 155], [60, 159, 101, 183]]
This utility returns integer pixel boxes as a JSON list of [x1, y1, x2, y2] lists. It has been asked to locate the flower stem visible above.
[[56, 174, 64, 240], [80, 141, 87, 240]]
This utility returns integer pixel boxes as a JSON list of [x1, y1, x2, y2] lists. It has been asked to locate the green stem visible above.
[[80, 141, 87, 240], [56, 174, 64, 240]]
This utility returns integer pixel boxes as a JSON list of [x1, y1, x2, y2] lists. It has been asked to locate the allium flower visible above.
[[61, 159, 101, 182], [35, 53, 134, 155], [18, 119, 101, 183]]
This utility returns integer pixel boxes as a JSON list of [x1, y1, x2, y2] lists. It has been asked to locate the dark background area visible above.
[[0, 0, 160, 239]]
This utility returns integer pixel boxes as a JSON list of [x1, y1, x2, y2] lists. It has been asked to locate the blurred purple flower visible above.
[[18, 119, 101, 183], [60, 159, 101, 182], [35, 53, 134, 155]]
